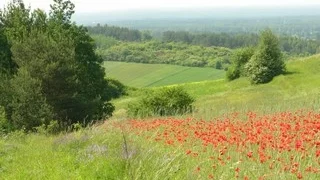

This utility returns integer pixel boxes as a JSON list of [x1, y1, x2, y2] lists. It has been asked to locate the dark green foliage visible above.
[[215, 61, 223, 70], [10, 30, 109, 125], [6, 69, 54, 131], [128, 87, 194, 118], [105, 78, 127, 99], [0, 28, 15, 75], [0, 0, 116, 131], [226, 47, 255, 81], [67, 25, 114, 123], [245, 29, 285, 84]]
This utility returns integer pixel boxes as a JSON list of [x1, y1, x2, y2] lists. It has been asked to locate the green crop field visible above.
[[103, 61, 225, 88]]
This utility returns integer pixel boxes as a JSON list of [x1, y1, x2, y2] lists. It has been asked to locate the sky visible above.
[[1, 0, 320, 13]]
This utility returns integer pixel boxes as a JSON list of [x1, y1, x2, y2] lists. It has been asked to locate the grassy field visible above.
[[0, 128, 129, 179], [179, 55, 320, 119], [1, 55, 320, 179], [112, 55, 320, 119], [103, 61, 225, 88], [1, 113, 320, 179]]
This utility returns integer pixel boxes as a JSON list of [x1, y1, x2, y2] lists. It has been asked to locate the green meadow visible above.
[[113, 55, 320, 119], [2, 55, 320, 179]]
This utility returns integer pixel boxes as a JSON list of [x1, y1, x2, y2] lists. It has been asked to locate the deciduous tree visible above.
[[245, 29, 285, 84]]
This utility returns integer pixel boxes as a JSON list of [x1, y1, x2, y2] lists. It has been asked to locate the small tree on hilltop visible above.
[[245, 29, 285, 84]]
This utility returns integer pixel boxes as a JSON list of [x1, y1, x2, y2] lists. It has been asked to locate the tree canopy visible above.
[[0, 0, 115, 131]]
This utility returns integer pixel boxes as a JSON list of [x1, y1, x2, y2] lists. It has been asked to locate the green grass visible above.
[[104, 61, 225, 88], [2, 55, 320, 179], [0, 128, 128, 179], [112, 55, 320, 119], [186, 55, 320, 119]]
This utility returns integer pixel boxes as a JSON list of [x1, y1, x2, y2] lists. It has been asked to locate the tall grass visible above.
[[0, 127, 128, 179]]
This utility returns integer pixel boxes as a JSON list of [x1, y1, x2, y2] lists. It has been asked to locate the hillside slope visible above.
[[113, 55, 320, 118], [104, 61, 225, 87]]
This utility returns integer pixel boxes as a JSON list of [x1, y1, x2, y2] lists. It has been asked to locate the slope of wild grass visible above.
[[1, 55, 320, 179], [0, 128, 128, 179], [1, 111, 320, 179], [104, 61, 225, 87], [186, 55, 320, 119], [112, 55, 320, 119]]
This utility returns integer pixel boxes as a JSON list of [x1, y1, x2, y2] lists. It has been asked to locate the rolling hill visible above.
[[103, 61, 225, 87], [112, 55, 320, 119]]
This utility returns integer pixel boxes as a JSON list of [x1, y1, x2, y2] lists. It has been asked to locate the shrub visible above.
[[215, 60, 223, 69], [226, 47, 254, 81], [128, 86, 194, 118], [106, 78, 127, 99], [226, 65, 240, 81]]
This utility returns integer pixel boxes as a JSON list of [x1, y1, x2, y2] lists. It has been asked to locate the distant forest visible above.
[[103, 16, 320, 40]]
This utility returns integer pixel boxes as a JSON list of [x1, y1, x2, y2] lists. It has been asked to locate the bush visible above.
[[226, 65, 240, 81], [226, 47, 255, 81], [106, 78, 127, 99], [215, 60, 223, 69], [128, 86, 194, 118]]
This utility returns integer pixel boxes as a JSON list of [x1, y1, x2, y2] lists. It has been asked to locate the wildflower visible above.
[[316, 150, 320, 157], [247, 151, 253, 158], [297, 172, 303, 179]]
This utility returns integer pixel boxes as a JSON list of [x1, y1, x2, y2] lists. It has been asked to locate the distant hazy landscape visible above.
[[74, 6, 320, 22]]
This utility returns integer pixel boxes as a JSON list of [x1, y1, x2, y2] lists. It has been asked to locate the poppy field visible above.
[[113, 110, 320, 179]]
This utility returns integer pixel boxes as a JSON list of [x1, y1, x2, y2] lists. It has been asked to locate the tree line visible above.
[[96, 40, 232, 68], [87, 24, 320, 57], [87, 24, 152, 42], [106, 17, 320, 40], [162, 31, 320, 56]]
